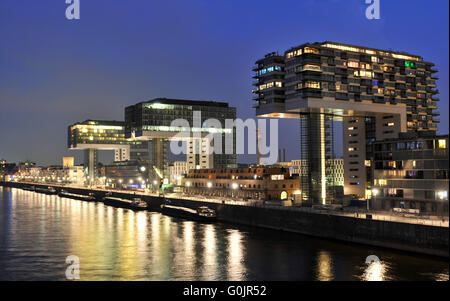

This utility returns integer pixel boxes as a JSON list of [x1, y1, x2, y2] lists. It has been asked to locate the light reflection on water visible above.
[[0, 187, 448, 281]]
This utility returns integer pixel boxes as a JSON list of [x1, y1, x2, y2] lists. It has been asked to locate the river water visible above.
[[0, 187, 448, 281]]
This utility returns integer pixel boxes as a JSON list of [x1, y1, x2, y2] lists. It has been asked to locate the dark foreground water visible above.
[[0, 187, 448, 281]]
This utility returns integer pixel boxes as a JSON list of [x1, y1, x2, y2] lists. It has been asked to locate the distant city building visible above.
[[18, 165, 85, 186], [125, 98, 237, 179], [182, 166, 301, 202], [169, 161, 189, 185], [0, 159, 18, 180], [252, 41, 439, 203], [372, 133, 448, 215], [68, 120, 149, 184], [18, 161, 36, 172]]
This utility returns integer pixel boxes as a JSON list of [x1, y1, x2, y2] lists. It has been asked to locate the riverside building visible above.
[[252, 41, 439, 204], [68, 120, 149, 184], [182, 166, 301, 203], [372, 133, 448, 215]]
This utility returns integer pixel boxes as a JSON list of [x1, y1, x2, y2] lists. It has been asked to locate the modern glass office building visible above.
[[125, 98, 237, 179]]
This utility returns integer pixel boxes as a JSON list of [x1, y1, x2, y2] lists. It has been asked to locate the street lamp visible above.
[[371, 188, 379, 211], [437, 190, 447, 200]]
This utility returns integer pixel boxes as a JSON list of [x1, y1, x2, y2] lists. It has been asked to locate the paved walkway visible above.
[[15, 181, 450, 228]]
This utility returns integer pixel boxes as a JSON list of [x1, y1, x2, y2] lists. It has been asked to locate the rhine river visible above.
[[0, 187, 448, 281]]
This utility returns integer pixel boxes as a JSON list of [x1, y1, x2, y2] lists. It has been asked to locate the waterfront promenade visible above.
[[9, 181, 449, 228]]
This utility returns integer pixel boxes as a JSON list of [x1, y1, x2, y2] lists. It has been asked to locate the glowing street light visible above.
[[437, 190, 447, 200], [372, 189, 379, 197]]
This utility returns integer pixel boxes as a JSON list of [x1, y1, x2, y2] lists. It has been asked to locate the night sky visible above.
[[0, 0, 448, 166]]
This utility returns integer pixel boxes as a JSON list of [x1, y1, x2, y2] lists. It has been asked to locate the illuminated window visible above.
[[259, 82, 274, 90], [378, 179, 387, 186], [256, 66, 283, 76], [302, 64, 321, 72], [304, 47, 319, 54], [305, 81, 320, 89], [438, 139, 447, 149], [348, 147, 357, 152], [357, 70, 374, 78], [371, 56, 379, 63], [405, 61, 416, 68], [286, 49, 302, 59], [365, 160, 371, 167]]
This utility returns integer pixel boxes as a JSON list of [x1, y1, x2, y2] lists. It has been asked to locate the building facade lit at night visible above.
[[252, 41, 439, 204]]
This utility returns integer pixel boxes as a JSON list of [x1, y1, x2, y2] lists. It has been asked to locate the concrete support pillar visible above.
[[152, 138, 168, 181], [84, 148, 98, 185], [343, 116, 367, 198]]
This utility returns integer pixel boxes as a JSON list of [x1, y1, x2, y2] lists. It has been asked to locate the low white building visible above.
[[18, 166, 85, 186], [169, 161, 189, 185]]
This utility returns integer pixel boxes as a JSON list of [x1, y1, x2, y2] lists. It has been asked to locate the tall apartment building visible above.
[[252, 41, 439, 203], [68, 120, 149, 184]]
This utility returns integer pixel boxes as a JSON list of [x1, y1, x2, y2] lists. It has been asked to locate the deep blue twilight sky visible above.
[[0, 0, 448, 166]]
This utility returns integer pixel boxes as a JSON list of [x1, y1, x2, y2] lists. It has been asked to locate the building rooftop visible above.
[[134, 98, 230, 108], [283, 41, 429, 63]]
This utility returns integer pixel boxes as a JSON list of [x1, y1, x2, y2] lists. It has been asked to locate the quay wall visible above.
[[1, 182, 448, 257]]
